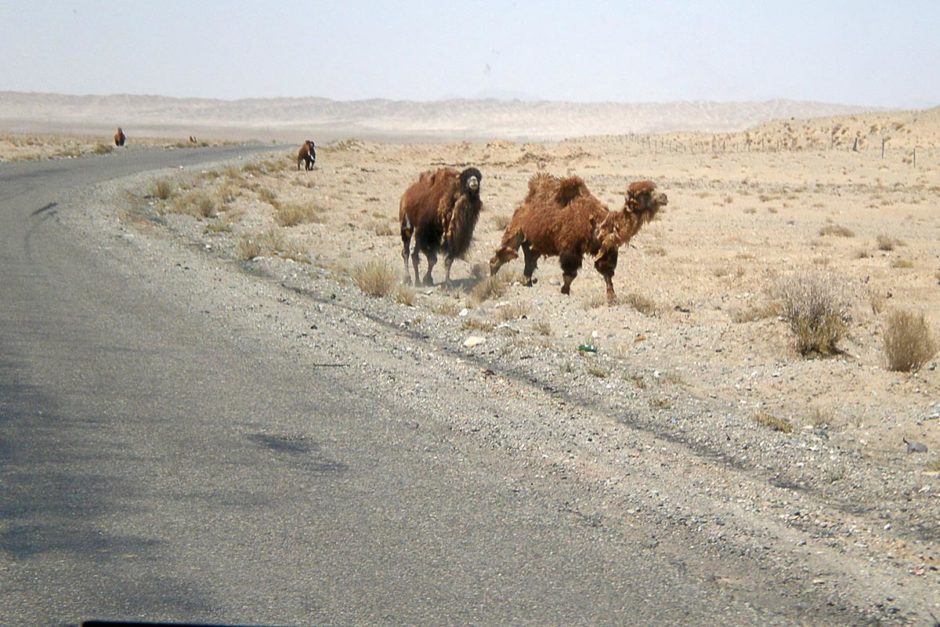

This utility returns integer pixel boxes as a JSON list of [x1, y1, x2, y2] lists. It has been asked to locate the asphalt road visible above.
[[1, 148, 862, 625]]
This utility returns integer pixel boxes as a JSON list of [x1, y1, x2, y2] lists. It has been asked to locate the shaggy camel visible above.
[[114, 127, 126, 147], [297, 139, 316, 171], [489, 175, 666, 301], [399, 167, 483, 286]]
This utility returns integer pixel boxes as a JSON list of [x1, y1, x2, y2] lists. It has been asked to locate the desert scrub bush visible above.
[[462, 318, 495, 332], [372, 221, 395, 236], [730, 302, 780, 323], [818, 224, 855, 237], [773, 272, 850, 355], [876, 235, 903, 251], [622, 292, 660, 316], [495, 302, 530, 322], [469, 272, 522, 304], [257, 186, 280, 209], [491, 213, 512, 231], [433, 301, 461, 317], [237, 236, 263, 260], [752, 412, 793, 433], [394, 285, 415, 306], [586, 365, 608, 378], [890, 258, 914, 269], [171, 189, 217, 218], [533, 320, 552, 336], [236, 230, 308, 263], [275, 202, 321, 227], [150, 178, 174, 200], [93, 143, 113, 155], [351, 260, 398, 297], [883, 309, 938, 372]]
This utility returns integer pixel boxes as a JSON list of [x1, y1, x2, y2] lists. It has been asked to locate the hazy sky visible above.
[[2, 1, 938, 108]]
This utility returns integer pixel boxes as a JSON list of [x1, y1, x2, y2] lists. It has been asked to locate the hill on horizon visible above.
[[0, 91, 906, 143]]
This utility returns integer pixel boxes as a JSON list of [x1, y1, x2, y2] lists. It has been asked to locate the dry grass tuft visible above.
[[470, 272, 522, 304], [463, 318, 495, 332], [351, 260, 398, 297], [257, 186, 280, 208], [731, 302, 781, 323], [151, 178, 174, 200], [394, 285, 415, 306], [275, 202, 322, 227], [818, 224, 855, 238], [237, 236, 263, 260], [491, 213, 512, 231], [236, 230, 308, 263], [171, 189, 217, 218], [752, 412, 794, 433], [622, 292, 660, 316], [533, 320, 552, 336], [876, 235, 903, 251], [496, 303, 530, 322], [883, 309, 938, 372], [773, 272, 850, 356]]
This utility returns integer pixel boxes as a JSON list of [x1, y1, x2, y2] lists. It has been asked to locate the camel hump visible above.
[[555, 175, 587, 206]]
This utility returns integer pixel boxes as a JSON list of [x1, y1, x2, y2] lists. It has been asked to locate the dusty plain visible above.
[[3, 95, 939, 621]]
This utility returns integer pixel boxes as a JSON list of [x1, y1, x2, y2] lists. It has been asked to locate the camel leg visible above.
[[411, 249, 422, 286], [521, 242, 540, 286], [559, 252, 582, 296], [401, 224, 414, 284], [443, 256, 455, 286], [594, 248, 618, 303], [422, 249, 437, 286]]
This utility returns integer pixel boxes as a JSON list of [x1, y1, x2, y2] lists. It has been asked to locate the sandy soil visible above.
[[4, 98, 939, 620]]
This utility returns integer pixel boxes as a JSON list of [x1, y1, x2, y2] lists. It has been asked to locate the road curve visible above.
[[1, 148, 869, 625]]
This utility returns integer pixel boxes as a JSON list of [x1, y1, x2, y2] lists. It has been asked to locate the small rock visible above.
[[904, 438, 928, 454], [463, 336, 486, 348]]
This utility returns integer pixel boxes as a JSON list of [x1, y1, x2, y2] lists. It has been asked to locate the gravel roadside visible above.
[[58, 151, 939, 624]]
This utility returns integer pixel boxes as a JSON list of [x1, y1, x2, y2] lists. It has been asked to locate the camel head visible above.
[[460, 167, 482, 196], [624, 180, 667, 219]]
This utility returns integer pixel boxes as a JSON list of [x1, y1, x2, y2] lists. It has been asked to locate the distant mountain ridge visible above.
[[0, 91, 888, 141]]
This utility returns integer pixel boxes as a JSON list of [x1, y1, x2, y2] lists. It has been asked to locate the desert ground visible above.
[[3, 96, 939, 618]]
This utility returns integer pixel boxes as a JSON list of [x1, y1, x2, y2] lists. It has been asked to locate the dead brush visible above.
[[876, 235, 903, 251], [275, 202, 321, 227], [171, 189, 217, 218], [773, 272, 850, 356], [470, 271, 523, 304], [151, 178, 174, 200], [883, 309, 938, 372], [495, 302, 530, 322], [752, 412, 794, 433], [351, 260, 398, 297], [818, 224, 855, 238], [257, 186, 280, 209], [731, 302, 781, 323]]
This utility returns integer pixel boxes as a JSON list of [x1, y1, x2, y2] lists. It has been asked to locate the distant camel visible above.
[[114, 127, 126, 147], [297, 139, 316, 171]]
